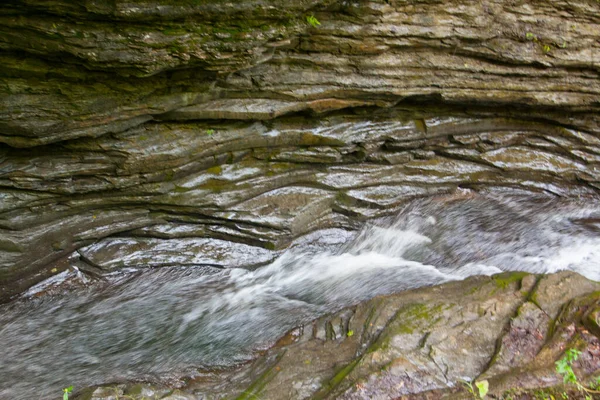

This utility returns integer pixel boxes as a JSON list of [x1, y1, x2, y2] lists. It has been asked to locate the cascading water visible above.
[[2, 191, 600, 399]]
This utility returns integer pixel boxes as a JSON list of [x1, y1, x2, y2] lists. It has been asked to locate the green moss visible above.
[[164, 170, 175, 182], [167, 43, 187, 53], [396, 325, 414, 334], [404, 303, 444, 321], [161, 27, 189, 36], [235, 353, 284, 400], [198, 179, 230, 193], [414, 119, 427, 133], [493, 271, 530, 290], [529, 290, 539, 303], [173, 185, 191, 193], [265, 162, 300, 176], [370, 303, 449, 352], [206, 165, 222, 175], [269, 162, 298, 171], [211, 25, 247, 39], [335, 192, 356, 207], [123, 384, 144, 396], [467, 286, 479, 295], [313, 357, 362, 400], [299, 132, 345, 147], [0, 239, 23, 253], [329, 359, 361, 388]]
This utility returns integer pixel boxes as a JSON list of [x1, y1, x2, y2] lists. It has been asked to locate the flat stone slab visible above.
[[78, 237, 278, 270], [219, 186, 335, 235], [160, 99, 308, 121]]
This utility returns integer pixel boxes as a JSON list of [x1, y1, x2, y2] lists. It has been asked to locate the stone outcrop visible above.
[[2, 0, 600, 301], [79, 271, 600, 399]]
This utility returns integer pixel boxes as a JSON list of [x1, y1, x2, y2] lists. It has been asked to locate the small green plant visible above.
[[206, 129, 215, 136], [462, 379, 489, 399], [589, 376, 600, 390], [533, 389, 554, 400], [555, 348, 581, 385], [500, 387, 516, 400], [63, 386, 73, 400], [347, 330, 354, 337], [306, 15, 321, 28], [524, 31, 561, 54], [555, 348, 600, 397], [476, 380, 489, 398]]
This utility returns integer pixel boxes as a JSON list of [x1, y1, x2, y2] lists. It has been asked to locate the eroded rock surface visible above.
[[2, 0, 600, 300], [4, 112, 600, 301], [2, 0, 600, 147]]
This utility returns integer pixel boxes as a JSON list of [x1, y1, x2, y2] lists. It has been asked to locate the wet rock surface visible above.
[[3, 112, 600, 301], [1, 0, 600, 300], [79, 271, 600, 400]]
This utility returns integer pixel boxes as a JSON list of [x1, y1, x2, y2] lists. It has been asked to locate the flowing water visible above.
[[2, 191, 600, 399]]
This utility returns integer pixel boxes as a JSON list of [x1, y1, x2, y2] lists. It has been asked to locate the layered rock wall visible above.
[[2, 0, 600, 300]]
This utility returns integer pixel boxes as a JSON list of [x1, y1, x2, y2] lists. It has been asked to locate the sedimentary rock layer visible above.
[[2, 0, 600, 147], [1, 0, 600, 299], [3, 110, 600, 301]]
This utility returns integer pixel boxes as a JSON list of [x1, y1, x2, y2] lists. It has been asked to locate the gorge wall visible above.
[[3, 1, 600, 399], [2, 0, 600, 300]]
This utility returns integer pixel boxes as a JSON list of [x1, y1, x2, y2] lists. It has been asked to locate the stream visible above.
[[2, 191, 600, 399]]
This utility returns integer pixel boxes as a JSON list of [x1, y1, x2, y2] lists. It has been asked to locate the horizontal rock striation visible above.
[[1, 0, 600, 300], [3, 109, 600, 301], [2, 0, 600, 147]]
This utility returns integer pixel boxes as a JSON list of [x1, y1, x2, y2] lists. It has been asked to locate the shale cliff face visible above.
[[1, 0, 600, 299]]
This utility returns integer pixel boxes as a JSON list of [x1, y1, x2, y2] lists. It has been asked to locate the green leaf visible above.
[[63, 386, 73, 400], [565, 349, 582, 363], [475, 380, 489, 399], [555, 360, 569, 374], [460, 380, 474, 396], [347, 330, 354, 337], [306, 15, 321, 28]]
